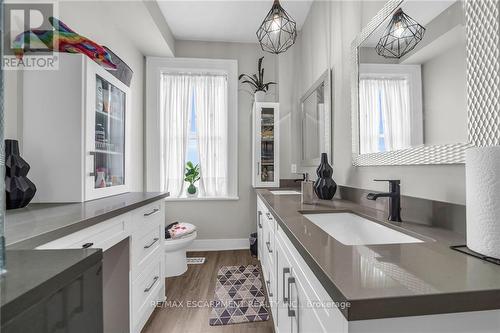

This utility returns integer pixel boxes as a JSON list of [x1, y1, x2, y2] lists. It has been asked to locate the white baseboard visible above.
[[187, 238, 248, 251]]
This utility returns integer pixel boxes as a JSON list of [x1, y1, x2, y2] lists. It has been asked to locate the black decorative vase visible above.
[[313, 153, 337, 200], [5, 139, 37, 209]]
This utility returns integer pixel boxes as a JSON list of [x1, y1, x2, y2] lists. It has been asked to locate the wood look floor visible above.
[[142, 250, 275, 333]]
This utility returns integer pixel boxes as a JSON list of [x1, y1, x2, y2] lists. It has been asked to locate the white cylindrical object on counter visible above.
[[466, 146, 500, 259]]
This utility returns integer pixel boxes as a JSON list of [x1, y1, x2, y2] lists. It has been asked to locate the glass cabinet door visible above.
[[93, 75, 125, 189], [260, 107, 275, 183]]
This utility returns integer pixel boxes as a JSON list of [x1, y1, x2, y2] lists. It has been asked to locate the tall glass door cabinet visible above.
[[252, 102, 280, 188]]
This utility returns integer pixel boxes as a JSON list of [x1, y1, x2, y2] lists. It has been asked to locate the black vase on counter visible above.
[[5, 139, 37, 209], [313, 153, 337, 200]]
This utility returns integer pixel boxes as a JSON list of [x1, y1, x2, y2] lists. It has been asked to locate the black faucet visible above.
[[294, 173, 308, 182], [366, 179, 402, 222]]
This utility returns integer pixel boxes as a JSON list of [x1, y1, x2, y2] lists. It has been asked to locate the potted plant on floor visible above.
[[185, 161, 200, 197], [239, 56, 276, 102]]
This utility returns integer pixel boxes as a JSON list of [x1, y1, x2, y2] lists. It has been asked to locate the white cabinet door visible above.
[[257, 208, 264, 261], [252, 102, 280, 188], [84, 57, 131, 201], [289, 268, 330, 333], [277, 227, 347, 333], [276, 237, 294, 333]]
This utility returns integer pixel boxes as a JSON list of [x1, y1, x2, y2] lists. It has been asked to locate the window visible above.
[[146, 57, 238, 200], [159, 73, 229, 198], [187, 94, 200, 166], [358, 63, 423, 154]]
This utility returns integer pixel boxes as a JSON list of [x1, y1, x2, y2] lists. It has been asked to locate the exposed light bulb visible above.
[[270, 14, 281, 32], [393, 20, 404, 38]]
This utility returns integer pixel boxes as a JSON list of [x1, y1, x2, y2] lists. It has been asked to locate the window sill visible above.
[[164, 196, 239, 202]]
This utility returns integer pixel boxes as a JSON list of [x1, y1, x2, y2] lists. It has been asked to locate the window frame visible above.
[[145, 57, 238, 200]]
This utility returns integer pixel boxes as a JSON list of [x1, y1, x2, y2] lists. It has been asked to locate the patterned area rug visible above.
[[209, 265, 269, 326]]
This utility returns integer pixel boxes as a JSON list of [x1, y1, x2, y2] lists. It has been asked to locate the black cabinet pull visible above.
[[288, 277, 296, 317], [82, 242, 94, 248], [144, 208, 160, 217], [266, 279, 273, 297], [283, 267, 290, 303], [144, 276, 159, 293], [266, 241, 272, 253], [144, 238, 159, 249]]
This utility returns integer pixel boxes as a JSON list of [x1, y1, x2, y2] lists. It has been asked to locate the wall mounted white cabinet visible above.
[[252, 102, 280, 188], [23, 53, 131, 202]]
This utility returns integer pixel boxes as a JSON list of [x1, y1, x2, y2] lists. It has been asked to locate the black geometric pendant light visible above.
[[256, 0, 297, 54], [375, 8, 426, 59]]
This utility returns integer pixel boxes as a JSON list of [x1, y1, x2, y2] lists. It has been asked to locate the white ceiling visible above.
[[157, 0, 313, 43]]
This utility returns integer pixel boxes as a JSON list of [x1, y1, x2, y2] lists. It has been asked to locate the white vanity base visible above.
[[256, 196, 500, 333]]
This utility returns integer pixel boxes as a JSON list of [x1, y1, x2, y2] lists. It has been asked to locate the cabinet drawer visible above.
[[37, 214, 130, 251], [264, 228, 274, 267], [132, 201, 164, 235], [132, 255, 163, 323], [132, 222, 163, 272], [264, 266, 277, 321], [262, 213, 275, 266], [257, 209, 263, 260]]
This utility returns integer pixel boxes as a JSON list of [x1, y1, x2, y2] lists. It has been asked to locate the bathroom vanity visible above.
[[4, 192, 169, 333], [256, 190, 500, 333]]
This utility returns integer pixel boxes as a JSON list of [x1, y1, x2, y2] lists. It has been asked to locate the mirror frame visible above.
[[300, 69, 333, 167], [351, 0, 500, 166]]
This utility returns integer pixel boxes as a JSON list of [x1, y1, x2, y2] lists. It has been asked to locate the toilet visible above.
[[164, 231, 197, 277]]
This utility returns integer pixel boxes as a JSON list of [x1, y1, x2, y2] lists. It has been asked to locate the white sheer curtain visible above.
[[160, 74, 192, 197], [192, 75, 228, 197], [359, 78, 411, 153], [380, 79, 412, 151], [359, 79, 381, 154]]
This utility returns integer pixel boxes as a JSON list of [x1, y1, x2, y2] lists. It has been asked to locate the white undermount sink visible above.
[[270, 190, 301, 195], [303, 212, 423, 245]]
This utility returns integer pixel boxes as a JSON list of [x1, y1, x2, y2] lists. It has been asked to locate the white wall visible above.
[[422, 42, 467, 145], [281, 0, 466, 205], [165, 40, 277, 239]]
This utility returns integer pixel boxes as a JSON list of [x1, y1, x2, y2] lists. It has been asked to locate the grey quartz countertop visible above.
[[5, 192, 169, 249], [256, 189, 500, 320], [0, 249, 102, 325]]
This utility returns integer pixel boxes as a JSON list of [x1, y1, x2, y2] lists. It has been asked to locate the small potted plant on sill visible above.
[[239, 56, 276, 102], [185, 161, 200, 198]]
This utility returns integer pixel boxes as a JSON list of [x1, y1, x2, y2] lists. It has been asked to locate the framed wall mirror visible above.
[[351, 0, 500, 166], [300, 69, 332, 167]]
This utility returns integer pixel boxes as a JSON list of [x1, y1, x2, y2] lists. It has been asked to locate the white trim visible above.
[[187, 238, 249, 252], [164, 196, 239, 202], [145, 57, 238, 197]]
